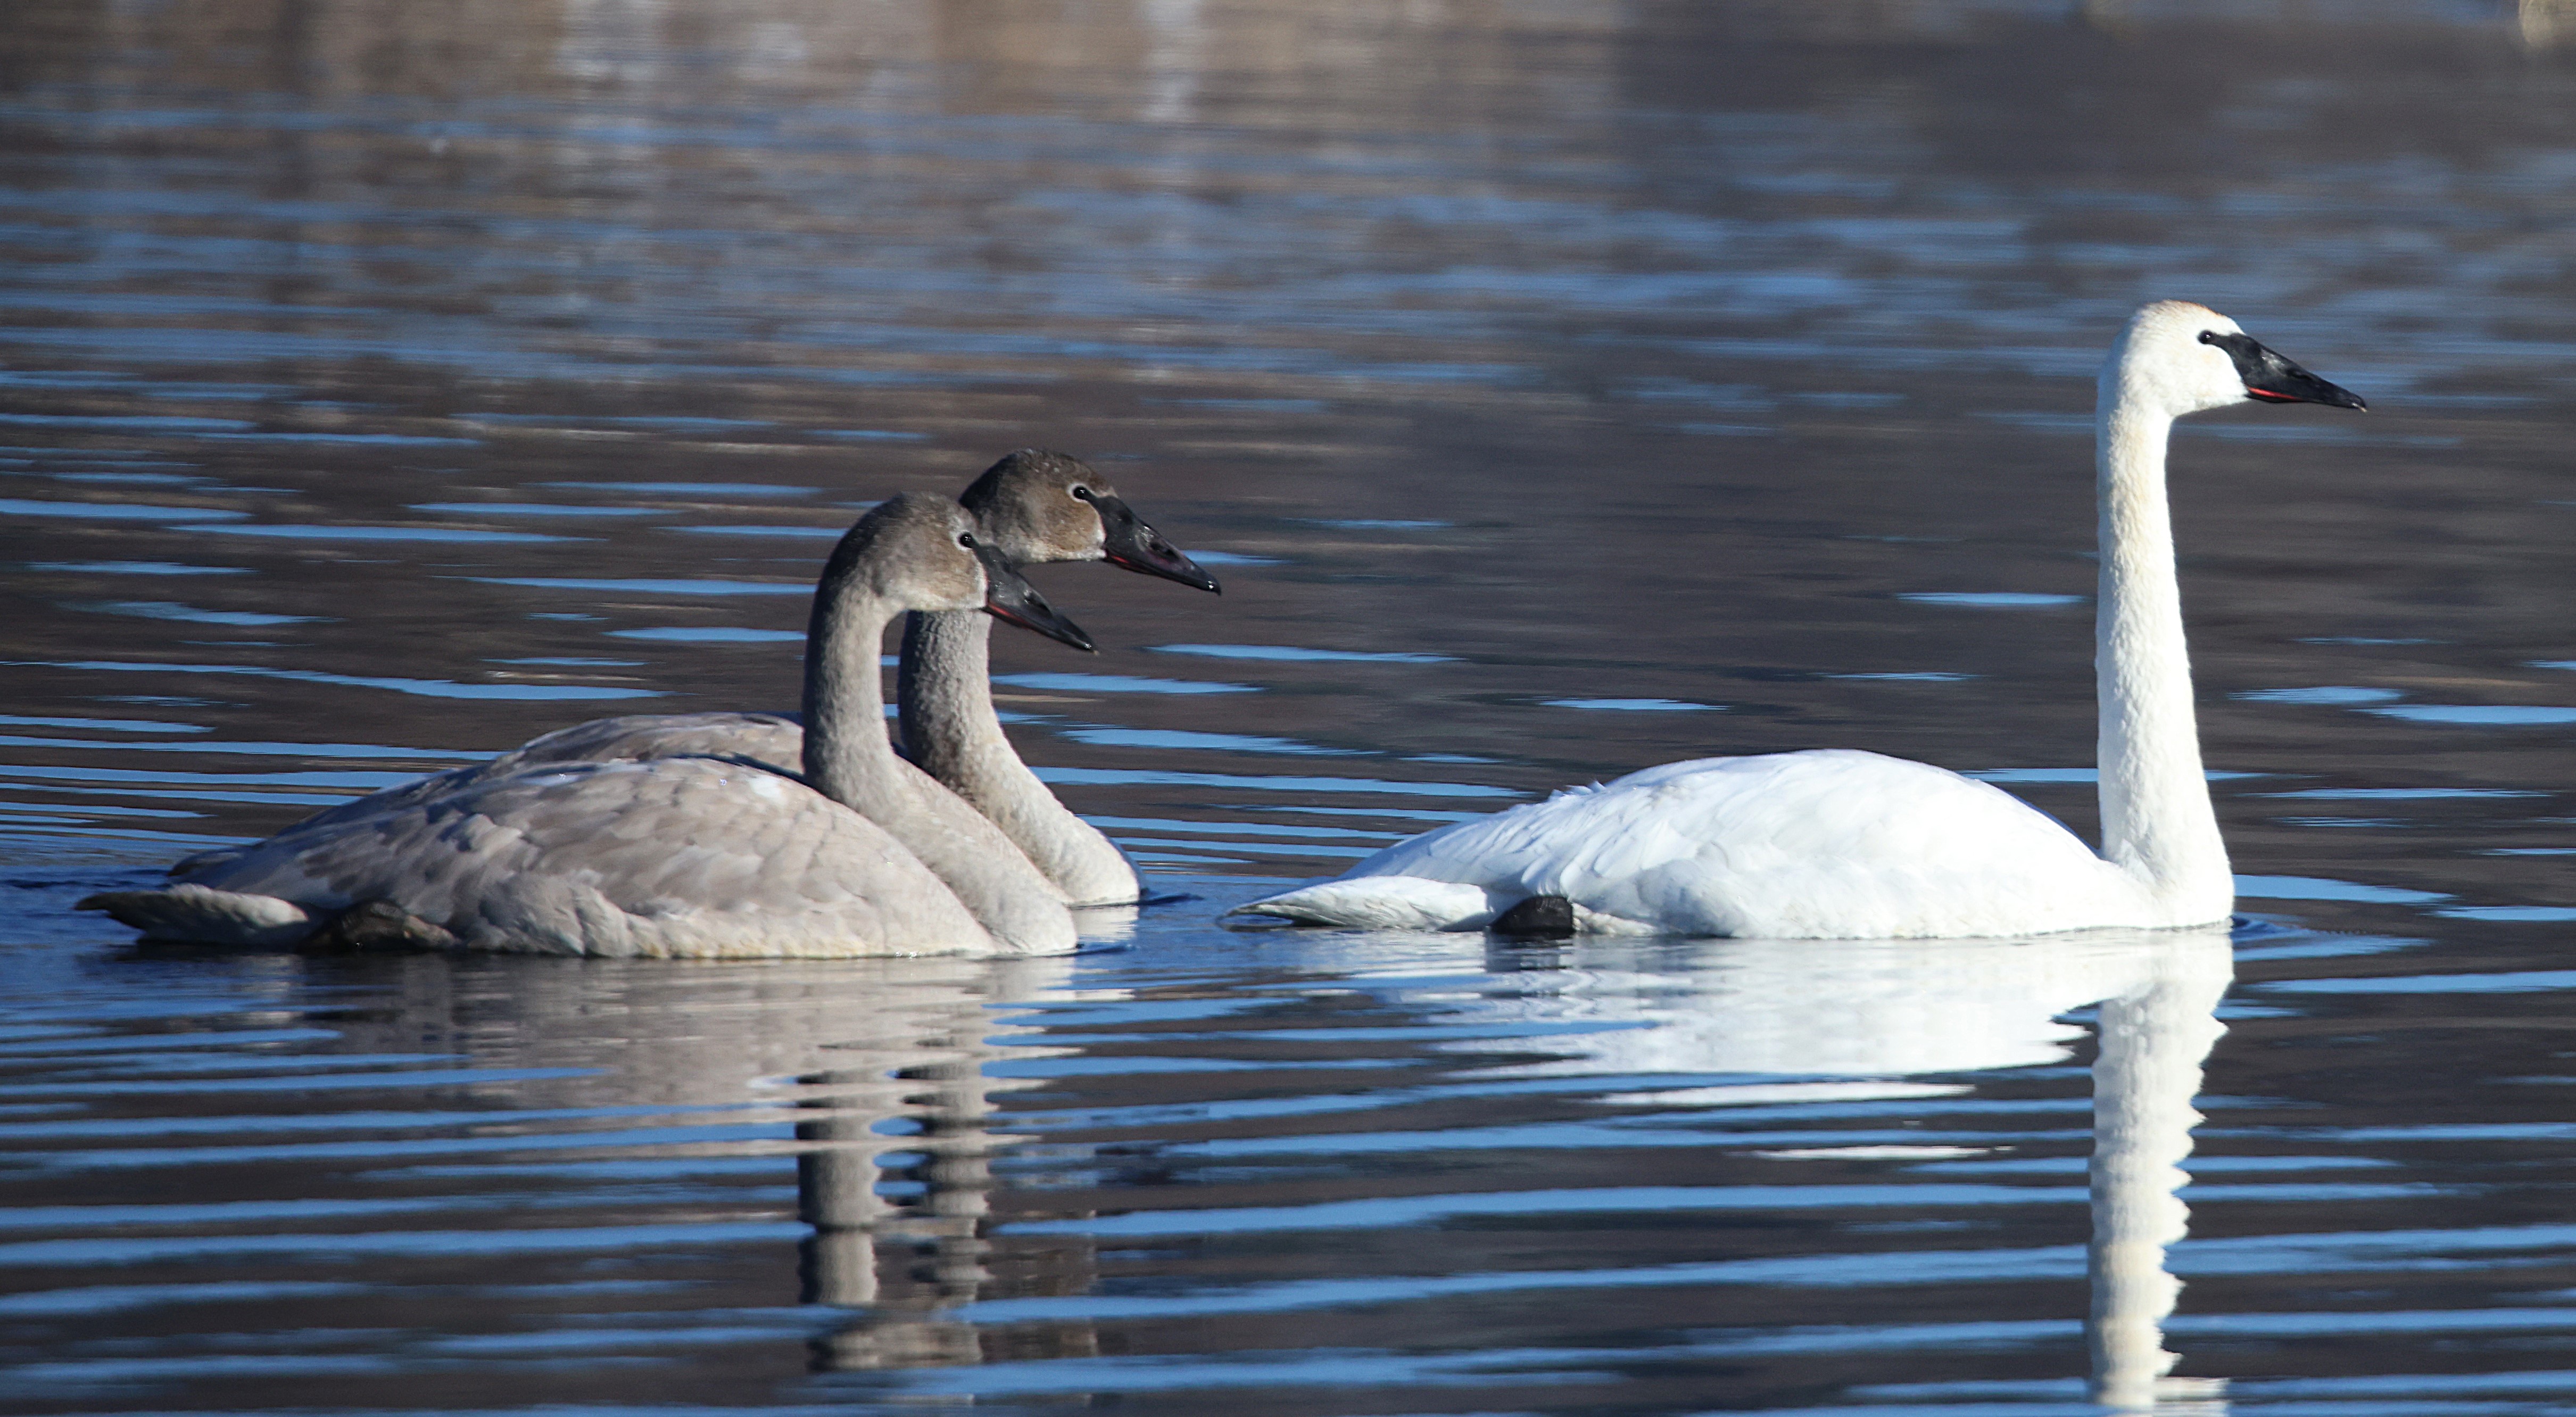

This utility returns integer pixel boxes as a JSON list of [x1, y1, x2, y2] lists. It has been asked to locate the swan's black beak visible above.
[[975, 543, 1095, 653], [2207, 331, 2367, 410], [1081, 491, 1221, 594]]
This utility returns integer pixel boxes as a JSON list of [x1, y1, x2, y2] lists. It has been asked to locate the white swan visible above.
[[162, 451, 1215, 909], [1231, 301, 2365, 938], [900, 450, 1219, 907], [79, 496, 1096, 957]]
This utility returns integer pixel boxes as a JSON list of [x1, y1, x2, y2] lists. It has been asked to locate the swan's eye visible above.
[[1070, 485, 1095, 502], [957, 532, 976, 549], [2197, 331, 2216, 345]]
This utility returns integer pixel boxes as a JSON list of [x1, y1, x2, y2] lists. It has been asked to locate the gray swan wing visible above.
[[180, 756, 1001, 958], [491, 713, 805, 778], [168, 713, 807, 876]]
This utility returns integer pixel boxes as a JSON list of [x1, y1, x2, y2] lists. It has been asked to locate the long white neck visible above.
[[899, 609, 1141, 907], [2094, 397, 2232, 924]]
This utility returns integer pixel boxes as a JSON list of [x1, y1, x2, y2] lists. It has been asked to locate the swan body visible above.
[[1233, 302, 2365, 939], [473, 711, 805, 777], [159, 711, 811, 869], [1245, 749, 2151, 937], [84, 497, 1095, 957], [119, 758, 996, 958], [164, 451, 1216, 910]]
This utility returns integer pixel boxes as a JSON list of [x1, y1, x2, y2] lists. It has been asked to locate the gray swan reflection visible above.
[[789, 948, 1095, 1372], [307, 941, 1119, 1374]]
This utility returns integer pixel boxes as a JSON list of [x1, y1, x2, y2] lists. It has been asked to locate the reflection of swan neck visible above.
[[790, 969, 1096, 1378], [799, 1152, 888, 1305], [798, 1055, 1001, 1299], [2095, 383, 2229, 921], [2088, 941, 2232, 1409]]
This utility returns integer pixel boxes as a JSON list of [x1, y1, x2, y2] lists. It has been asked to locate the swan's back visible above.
[[162, 715, 1074, 951], [1258, 749, 2140, 938], [175, 757, 1004, 958], [488, 712, 804, 779], [167, 712, 809, 878]]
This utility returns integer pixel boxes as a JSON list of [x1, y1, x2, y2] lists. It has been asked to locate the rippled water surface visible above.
[[5, 1, 2576, 1412]]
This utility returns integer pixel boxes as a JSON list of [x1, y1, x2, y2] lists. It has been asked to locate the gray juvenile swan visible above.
[[80, 496, 1095, 958], [163, 451, 1216, 909], [900, 450, 1219, 906]]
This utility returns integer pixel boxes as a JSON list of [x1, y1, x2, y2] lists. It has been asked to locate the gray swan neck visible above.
[[801, 571, 907, 810], [806, 576, 1076, 953], [899, 609, 1009, 783], [899, 608, 1141, 907]]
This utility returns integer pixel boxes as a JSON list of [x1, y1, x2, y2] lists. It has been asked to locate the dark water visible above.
[[4, 1, 2575, 1411]]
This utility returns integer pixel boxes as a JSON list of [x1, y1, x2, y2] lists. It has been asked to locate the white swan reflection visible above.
[[1326, 925, 2233, 1410]]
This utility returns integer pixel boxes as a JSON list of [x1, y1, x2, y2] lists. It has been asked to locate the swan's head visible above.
[[2106, 301, 2367, 418], [959, 448, 1220, 593], [832, 493, 1094, 652]]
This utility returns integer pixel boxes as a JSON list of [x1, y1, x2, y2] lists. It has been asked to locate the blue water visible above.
[[4, 1, 2575, 1413]]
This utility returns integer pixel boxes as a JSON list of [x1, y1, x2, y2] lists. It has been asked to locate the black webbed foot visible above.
[[303, 900, 460, 954], [1489, 894, 1576, 939]]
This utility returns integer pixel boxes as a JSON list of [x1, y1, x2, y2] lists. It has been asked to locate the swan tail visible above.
[[1224, 876, 1495, 931], [77, 884, 322, 947]]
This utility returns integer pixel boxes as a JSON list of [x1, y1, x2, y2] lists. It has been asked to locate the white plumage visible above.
[[1253, 750, 2142, 937], [1233, 302, 2366, 939]]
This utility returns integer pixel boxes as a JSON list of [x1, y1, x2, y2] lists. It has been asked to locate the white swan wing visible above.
[[1241, 749, 2139, 938], [168, 758, 1005, 958]]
